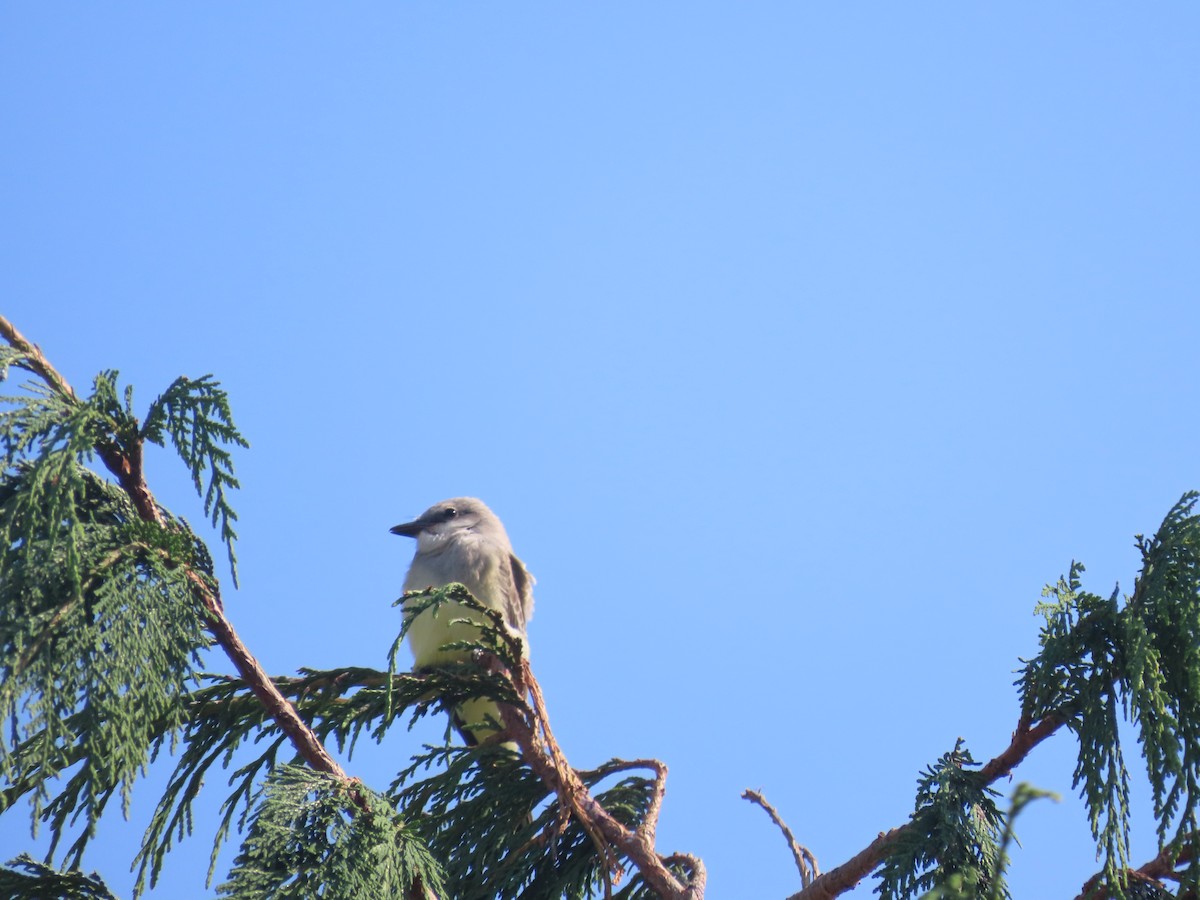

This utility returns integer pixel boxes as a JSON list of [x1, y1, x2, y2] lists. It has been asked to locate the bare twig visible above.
[[743, 788, 818, 887], [792, 712, 1065, 900]]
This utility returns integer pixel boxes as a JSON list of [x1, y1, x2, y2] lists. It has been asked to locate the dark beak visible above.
[[389, 518, 424, 538]]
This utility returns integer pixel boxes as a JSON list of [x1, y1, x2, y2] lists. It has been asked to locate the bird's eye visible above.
[[443, 507, 457, 519]]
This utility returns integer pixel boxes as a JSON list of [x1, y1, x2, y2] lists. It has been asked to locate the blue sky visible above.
[[2, 5, 1198, 898]]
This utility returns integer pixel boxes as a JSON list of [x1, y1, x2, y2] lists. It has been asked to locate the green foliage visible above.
[[127, 608, 532, 896], [0, 345, 27, 383], [140, 375, 249, 586], [394, 748, 667, 900], [132, 599, 664, 900], [0, 364, 243, 891], [915, 869, 983, 900], [989, 783, 1059, 900], [122, 581, 667, 900], [132, 667, 415, 895], [0, 458, 210, 866], [0, 371, 121, 602], [1019, 492, 1200, 895], [917, 783, 1059, 900], [217, 764, 444, 900], [876, 740, 1006, 900], [0, 855, 120, 900]]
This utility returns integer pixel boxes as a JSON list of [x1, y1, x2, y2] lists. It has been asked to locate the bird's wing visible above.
[[505, 553, 535, 632]]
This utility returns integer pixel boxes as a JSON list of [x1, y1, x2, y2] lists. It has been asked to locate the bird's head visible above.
[[390, 497, 503, 553]]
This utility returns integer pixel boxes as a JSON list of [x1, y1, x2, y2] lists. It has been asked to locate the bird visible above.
[[390, 497, 534, 747]]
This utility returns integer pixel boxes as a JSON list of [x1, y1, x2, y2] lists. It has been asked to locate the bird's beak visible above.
[[389, 518, 424, 538]]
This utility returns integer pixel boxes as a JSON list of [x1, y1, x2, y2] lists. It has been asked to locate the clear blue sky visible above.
[[2, 5, 1198, 898]]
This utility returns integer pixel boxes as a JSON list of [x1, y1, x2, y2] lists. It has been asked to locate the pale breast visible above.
[[403, 537, 511, 667]]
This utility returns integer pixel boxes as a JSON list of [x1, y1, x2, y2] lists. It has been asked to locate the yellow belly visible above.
[[405, 597, 510, 745], [406, 598, 490, 668]]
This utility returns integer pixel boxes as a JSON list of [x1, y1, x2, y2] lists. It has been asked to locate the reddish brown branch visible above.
[[743, 788, 818, 888], [96, 435, 160, 531], [0, 316, 79, 401], [1140, 840, 1194, 882], [665, 854, 707, 897], [199, 588, 352, 781], [575, 755, 670, 846], [977, 712, 1066, 783], [789, 826, 910, 900], [497, 658, 705, 900], [1075, 839, 1196, 900], [520, 659, 623, 892], [626, 757, 669, 844], [793, 712, 1066, 900]]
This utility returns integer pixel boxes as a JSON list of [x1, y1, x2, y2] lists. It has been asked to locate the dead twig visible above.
[[743, 788, 818, 888]]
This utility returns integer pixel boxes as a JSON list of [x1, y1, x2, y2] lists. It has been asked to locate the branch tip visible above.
[[743, 788, 818, 888]]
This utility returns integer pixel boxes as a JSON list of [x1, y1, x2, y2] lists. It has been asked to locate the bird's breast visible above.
[[403, 540, 509, 667]]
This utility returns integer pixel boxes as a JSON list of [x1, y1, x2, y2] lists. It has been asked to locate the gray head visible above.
[[390, 497, 511, 554]]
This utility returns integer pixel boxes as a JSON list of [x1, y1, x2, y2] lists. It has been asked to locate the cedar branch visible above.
[[791, 712, 1064, 900], [0, 316, 356, 797]]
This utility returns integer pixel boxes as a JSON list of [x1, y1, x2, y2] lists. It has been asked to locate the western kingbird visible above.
[[391, 497, 534, 746]]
